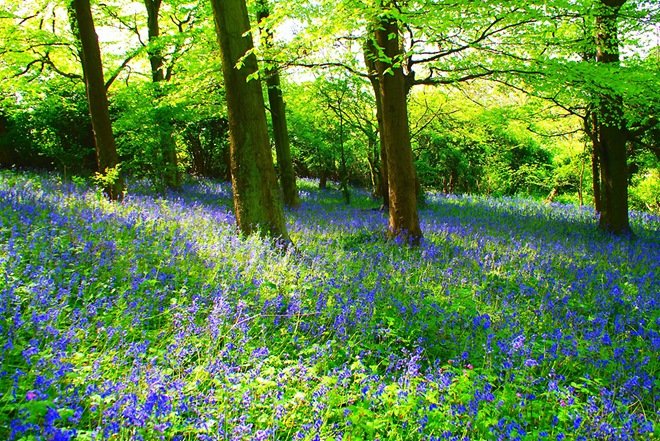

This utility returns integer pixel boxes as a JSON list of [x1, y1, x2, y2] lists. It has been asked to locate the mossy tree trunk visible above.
[[71, 0, 123, 200], [256, 0, 300, 208], [210, 0, 290, 244], [374, 7, 422, 244]]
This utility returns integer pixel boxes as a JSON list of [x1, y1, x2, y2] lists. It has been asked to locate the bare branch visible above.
[[105, 48, 141, 90], [526, 125, 583, 138]]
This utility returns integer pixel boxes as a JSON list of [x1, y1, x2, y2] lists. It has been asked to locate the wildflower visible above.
[[524, 358, 538, 368], [251, 347, 270, 359]]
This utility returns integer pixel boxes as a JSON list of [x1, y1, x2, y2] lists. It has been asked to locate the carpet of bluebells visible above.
[[0, 170, 658, 441]]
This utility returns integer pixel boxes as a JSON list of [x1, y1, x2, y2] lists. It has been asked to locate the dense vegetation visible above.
[[1, 1, 658, 218], [1, 171, 658, 439]]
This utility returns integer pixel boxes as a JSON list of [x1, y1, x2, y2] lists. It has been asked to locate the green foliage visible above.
[[0, 79, 95, 175], [93, 163, 123, 198], [629, 168, 660, 214], [112, 83, 178, 188], [410, 87, 555, 197]]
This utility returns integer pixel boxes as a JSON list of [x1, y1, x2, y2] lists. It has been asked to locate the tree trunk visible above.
[[364, 37, 389, 209], [210, 0, 290, 244], [374, 10, 422, 244], [592, 139, 603, 213], [71, 0, 123, 200], [365, 128, 381, 198], [594, 0, 631, 235], [584, 111, 604, 213], [256, 0, 300, 208], [578, 147, 585, 206], [339, 109, 350, 204], [145, 0, 180, 190]]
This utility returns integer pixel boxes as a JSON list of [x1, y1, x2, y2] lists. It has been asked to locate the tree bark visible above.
[[364, 37, 389, 209], [585, 111, 603, 213], [71, 0, 123, 200], [145, 0, 180, 190], [210, 0, 290, 244], [592, 138, 603, 213], [256, 0, 300, 208], [365, 127, 381, 198], [594, 0, 631, 235], [374, 9, 422, 244]]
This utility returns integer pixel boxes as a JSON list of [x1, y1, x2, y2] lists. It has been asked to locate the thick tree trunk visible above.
[[145, 0, 164, 83], [594, 0, 631, 235], [145, 0, 180, 189], [210, 0, 290, 244], [374, 11, 422, 244], [319, 172, 328, 190], [364, 38, 389, 209], [71, 0, 123, 200], [256, 0, 300, 208]]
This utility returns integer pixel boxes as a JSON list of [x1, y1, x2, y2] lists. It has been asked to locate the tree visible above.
[[593, 0, 630, 235], [373, 4, 422, 244], [71, 0, 123, 200], [210, 0, 290, 244], [316, 75, 355, 204], [256, 0, 300, 208], [363, 34, 388, 208], [144, 0, 180, 189]]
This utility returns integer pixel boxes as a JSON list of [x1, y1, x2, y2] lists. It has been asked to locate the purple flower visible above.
[[251, 347, 270, 359]]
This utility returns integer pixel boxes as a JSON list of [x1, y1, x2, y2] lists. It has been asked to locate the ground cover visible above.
[[0, 170, 658, 440]]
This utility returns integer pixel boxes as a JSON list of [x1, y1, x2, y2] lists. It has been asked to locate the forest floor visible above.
[[0, 170, 658, 440]]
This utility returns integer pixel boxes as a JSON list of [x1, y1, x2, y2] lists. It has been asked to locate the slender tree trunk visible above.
[[592, 139, 603, 213], [339, 109, 350, 204], [145, 0, 180, 189], [364, 38, 389, 209], [256, 0, 300, 208], [210, 0, 290, 244], [374, 9, 422, 244], [71, 0, 123, 200], [594, 0, 631, 235], [366, 128, 381, 198], [578, 147, 585, 206], [585, 111, 603, 212]]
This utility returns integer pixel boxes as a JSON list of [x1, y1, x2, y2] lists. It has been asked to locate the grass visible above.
[[0, 170, 658, 440]]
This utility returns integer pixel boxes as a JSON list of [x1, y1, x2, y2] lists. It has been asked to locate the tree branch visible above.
[[105, 48, 141, 90]]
